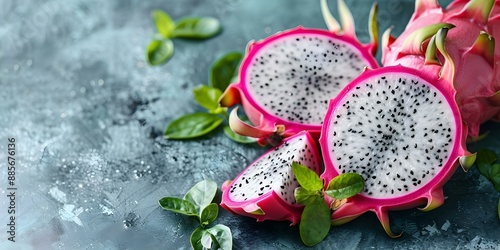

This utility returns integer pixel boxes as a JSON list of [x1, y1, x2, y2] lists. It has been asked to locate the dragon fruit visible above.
[[320, 26, 476, 236], [220, 0, 379, 145], [382, 0, 500, 138], [220, 131, 321, 225]]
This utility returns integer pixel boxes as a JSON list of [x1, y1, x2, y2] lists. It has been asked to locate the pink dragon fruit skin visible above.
[[382, 0, 500, 138], [220, 0, 379, 146], [320, 63, 473, 237], [220, 131, 322, 225]]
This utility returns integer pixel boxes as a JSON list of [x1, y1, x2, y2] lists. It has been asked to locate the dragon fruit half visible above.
[[220, 131, 321, 224], [382, 0, 500, 138], [320, 0, 499, 237], [220, 0, 379, 145], [320, 62, 472, 236]]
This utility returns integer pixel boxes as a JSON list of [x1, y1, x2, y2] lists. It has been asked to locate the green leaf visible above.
[[299, 200, 331, 246], [206, 224, 233, 250], [173, 17, 222, 39], [295, 187, 322, 205], [223, 125, 256, 144], [158, 197, 198, 217], [200, 203, 219, 227], [489, 164, 500, 192], [146, 39, 174, 65], [291, 162, 323, 191], [325, 173, 364, 199], [191, 227, 209, 250], [476, 149, 497, 177], [152, 10, 175, 38], [192, 85, 223, 111], [184, 179, 218, 212], [209, 52, 243, 91], [201, 230, 214, 249], [164, 113, 224, 139]]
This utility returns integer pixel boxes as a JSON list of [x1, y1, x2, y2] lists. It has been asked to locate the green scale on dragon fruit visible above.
[[220, 0, 379, 146], [220, 131, 321, 225]]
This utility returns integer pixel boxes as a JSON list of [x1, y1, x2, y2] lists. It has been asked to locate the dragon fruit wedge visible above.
[[219, 0, 379, 146], [220, 131, 321, 225], [320, 27, 476, 236], [382, 0, 500, 138]]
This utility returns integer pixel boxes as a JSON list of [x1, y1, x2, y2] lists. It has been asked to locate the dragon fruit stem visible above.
[[320, 0, 341, 32], [453, 0, 495, 24], [401, 23, 455, 56], [368, 2, 379, 56], [413, 0, 441, 22], [337, 0, 356, 39], [466, 31, 495, 67]]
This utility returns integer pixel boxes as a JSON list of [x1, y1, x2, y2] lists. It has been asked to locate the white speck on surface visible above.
[[99, 204, 114, 215], [441, 220, 451, 231], [49, 186, 67, 203], [423, 222, 439, 236], [59, 204, 84, 227], [464, 236, 500, 250]]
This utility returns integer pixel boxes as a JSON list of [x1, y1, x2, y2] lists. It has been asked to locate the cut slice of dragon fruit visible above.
[[320, 63, 474, 237], [220, 131, 321, 225], [220, 0, 379, 145]]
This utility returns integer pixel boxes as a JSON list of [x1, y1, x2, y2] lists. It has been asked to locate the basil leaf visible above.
[[158, 197, 198, 217], [299, 199, 331, 246], [223, 125, 256, 144], [173, 17, 222, 39], [191, 227, 209, 250], [209, 52, 243, 91], [206, 224, 233, 250], [146, 39, 174, 65], [164, 113, 224, 139], [184, 179, 218, 213], [200, 203, 219, 227], [476, 149, 497, 177], [295, 187, 321, 205], [201, 230, 214, 249], [152, 10, 175, 38], [192, 85, 223, 111], [325, 173, 364, 199], [291, 162, 323, 191]]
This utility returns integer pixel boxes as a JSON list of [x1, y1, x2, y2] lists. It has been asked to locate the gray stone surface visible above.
[[0, 0, 499, 249]]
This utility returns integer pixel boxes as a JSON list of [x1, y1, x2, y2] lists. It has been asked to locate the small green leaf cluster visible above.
[[159, 180, 232, 250], [473, 149, 500, 220], [163, 52, 255, 144], [147, 10, 222, 65], [292, 162, 364, 246]]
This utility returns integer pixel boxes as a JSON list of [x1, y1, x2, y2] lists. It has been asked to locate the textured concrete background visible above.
[[1, 0, 499, 249]]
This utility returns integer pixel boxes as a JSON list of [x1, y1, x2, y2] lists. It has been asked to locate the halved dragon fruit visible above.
[[220, 131, 321, 225], [220, 0, 379, 145], [320, 26, 475, 236]]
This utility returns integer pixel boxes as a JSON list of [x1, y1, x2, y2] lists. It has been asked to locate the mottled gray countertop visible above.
[[1, 0, 499, 249]]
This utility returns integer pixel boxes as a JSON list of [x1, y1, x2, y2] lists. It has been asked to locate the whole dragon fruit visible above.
[[382, 0, 500, 138], [220, 131, 321, 224], [220, 0, 379, 145]]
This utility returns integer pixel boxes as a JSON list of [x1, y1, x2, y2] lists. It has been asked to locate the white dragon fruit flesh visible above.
[[220, 131, 321, 225]]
